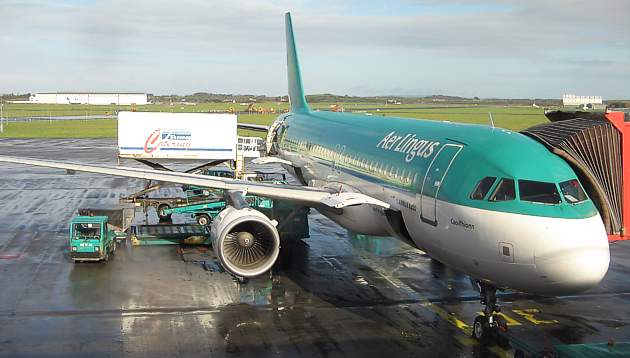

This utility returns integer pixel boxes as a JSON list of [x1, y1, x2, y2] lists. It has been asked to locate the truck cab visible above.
[[69, 216, 116, 262]]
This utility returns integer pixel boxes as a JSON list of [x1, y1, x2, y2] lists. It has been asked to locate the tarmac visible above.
[[0, 138, 629, 357]]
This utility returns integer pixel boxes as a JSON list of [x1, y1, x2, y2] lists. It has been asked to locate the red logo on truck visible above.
[[143, 128, 192, 154], [144, 129, 161, 153]]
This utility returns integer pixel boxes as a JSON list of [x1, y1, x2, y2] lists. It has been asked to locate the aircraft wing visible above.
[[237, 123, 269, 132], [0, 156, 390, 209]]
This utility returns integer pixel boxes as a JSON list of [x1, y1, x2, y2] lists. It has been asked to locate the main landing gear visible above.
[[471, 281, 508, 342]]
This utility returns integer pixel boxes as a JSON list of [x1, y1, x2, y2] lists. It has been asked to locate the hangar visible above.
[[29, 91, 149, 105], [562, 94, 603, 106]]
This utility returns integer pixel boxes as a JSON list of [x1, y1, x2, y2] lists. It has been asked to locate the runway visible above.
[[0, 138, 629, 357]]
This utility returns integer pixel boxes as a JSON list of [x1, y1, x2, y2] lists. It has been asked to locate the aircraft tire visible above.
[[472, 315, 489, 341]]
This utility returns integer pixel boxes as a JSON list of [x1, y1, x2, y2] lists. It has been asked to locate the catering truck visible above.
[[117, 111, 237, 160]]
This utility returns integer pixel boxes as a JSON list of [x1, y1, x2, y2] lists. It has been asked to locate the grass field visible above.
[[0, 119, 117, 138], [0, 103, 550, 138], [1, 102, 292, 118], [366, 105, 547, 131]]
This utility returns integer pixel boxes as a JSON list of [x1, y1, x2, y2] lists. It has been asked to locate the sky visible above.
[[1, 0, 629, 99]]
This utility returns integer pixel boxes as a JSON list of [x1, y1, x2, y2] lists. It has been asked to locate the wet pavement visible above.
[[0, 138, 629, 357]]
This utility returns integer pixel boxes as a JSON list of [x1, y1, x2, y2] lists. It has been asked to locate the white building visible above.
[[562, 94, 603, 107], [29, 92, 148, 105]]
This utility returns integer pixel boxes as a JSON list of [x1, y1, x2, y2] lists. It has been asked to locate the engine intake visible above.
[[211, 206, 280, 278]]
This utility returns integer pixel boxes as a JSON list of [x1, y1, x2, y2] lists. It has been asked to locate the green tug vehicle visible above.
[[163, 195, 273, 226], [69, 216, 117, 262]]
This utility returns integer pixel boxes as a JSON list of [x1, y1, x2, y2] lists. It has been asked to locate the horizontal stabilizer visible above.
[[251, 156, 293, 165], [237, 123, 269, 132]]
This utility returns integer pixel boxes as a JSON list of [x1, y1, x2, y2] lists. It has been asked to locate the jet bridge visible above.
[[521, 111, 630, 242]]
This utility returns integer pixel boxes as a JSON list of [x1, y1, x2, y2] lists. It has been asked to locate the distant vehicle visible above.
[[69, 216, 117, 262]]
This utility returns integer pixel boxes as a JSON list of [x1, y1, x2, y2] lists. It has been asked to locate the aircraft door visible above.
[[419, 144, 463, 225]]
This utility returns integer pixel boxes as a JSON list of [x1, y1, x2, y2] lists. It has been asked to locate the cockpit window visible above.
[[470, 176, 496, 200], [519, 180, 561, 204], [489, 178, 515, 201], [559, 179, 588, 204]]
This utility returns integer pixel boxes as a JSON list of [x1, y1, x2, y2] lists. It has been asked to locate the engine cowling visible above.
[[210, 206, 280, 278]]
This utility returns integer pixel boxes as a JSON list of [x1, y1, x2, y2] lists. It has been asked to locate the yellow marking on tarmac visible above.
[[476, 311, 523, 326], [421, 299, 471, 335], [365, 260, 511, 355], [422, 301, 511, 355], [512, 308, 558, 325]]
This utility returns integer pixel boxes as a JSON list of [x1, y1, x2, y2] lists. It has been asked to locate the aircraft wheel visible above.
[[196, 214, 211, 226], [472, 315, 489, 341]]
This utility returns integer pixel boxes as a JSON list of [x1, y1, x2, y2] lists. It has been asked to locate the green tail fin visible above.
[[285, 12, 310, 113]]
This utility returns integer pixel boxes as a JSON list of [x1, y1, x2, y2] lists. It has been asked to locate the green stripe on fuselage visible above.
[[278, 111, 598, 219]]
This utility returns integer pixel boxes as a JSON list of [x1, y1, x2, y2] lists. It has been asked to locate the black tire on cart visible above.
[[157, 204, 172, 220], [196, 214, 211, 226]]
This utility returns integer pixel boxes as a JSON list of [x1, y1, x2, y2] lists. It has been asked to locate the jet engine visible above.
[[210, 205, 280, 278]]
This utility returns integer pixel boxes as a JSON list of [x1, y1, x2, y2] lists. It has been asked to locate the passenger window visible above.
[[519, 180, 561, 204], [489, 178, 515, 201], [559, 179, 588, 204], [470, 176, 497, 200]]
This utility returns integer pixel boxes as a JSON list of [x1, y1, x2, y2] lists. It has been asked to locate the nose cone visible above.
[[535, 246, 609, 295], [534, 215, 609, 295]]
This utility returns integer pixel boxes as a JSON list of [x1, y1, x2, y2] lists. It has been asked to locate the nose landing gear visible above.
[[471, 281, 508, 342]]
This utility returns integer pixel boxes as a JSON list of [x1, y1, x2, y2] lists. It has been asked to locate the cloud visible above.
[[0, 0, 628, 98]]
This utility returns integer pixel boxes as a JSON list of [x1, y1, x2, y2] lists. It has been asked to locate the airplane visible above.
[[0, 13, 609, 342]]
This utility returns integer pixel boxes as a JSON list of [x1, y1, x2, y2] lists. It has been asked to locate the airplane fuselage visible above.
[[272, 110, 610, 296]]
